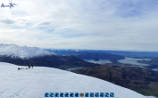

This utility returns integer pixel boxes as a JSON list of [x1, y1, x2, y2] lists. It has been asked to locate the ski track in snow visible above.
[[0, 62, 155, 98]]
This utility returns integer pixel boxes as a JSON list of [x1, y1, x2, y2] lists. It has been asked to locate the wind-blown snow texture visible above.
[[0, 44, 53, 58], [0, 62, 155, 98]]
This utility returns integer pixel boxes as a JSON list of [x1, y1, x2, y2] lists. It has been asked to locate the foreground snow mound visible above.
[[0, 62, 153, 98], [0, 44, 53, 58]]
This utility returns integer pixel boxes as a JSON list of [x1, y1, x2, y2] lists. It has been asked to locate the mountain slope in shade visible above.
[[0, 55, 98, 69], [0, 62, 155, 98], [0, 44, 53, 58]]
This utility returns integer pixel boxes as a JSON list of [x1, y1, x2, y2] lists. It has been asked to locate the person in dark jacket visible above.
[[31, 64, 34, 68], [28, 64, 31, 69], [28, 63, 34, 69]]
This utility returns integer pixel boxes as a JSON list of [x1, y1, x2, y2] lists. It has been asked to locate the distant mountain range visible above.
[[47, 49, 158, 69], [0, 44, 124, 68], [103, 51, 158, 58], [48, 49, 158, 59], [0, 44, 98, 69], [0, 43, 157, 97], [0, 44, 53, 58], [0, 44, 158, 70], [47, 49, 125, 63]]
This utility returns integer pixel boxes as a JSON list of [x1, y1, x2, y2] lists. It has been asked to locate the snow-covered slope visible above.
[[0, 62, 154, 98], [0, 44, 53, 58]]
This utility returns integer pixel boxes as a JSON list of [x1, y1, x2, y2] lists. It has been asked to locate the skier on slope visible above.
[[28, 63, 34, 69], [28, 64, 31, 69], [31, 64, 34, 68]]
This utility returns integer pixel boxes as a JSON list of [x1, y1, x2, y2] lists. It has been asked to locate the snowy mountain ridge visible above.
[[0, 62, 155, 98], [0, 44, 53, 58]]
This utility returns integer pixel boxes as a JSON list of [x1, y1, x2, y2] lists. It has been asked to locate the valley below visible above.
[[71, 64, 158, 97]]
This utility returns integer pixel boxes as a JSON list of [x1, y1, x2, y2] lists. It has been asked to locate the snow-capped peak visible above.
[[0, 44, 54, 58]]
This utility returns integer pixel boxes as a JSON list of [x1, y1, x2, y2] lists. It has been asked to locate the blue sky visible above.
[[0, 0, 158, 51]]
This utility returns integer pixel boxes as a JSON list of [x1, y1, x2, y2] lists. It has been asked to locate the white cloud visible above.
[[0, 0, 158, 51]]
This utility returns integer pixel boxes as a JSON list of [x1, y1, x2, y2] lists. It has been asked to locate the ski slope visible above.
[[0, 62, 155, 98]]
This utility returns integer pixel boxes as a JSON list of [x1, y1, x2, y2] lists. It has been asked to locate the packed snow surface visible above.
[[0, 62, 154, 98], [0, 44, 53, 58]]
